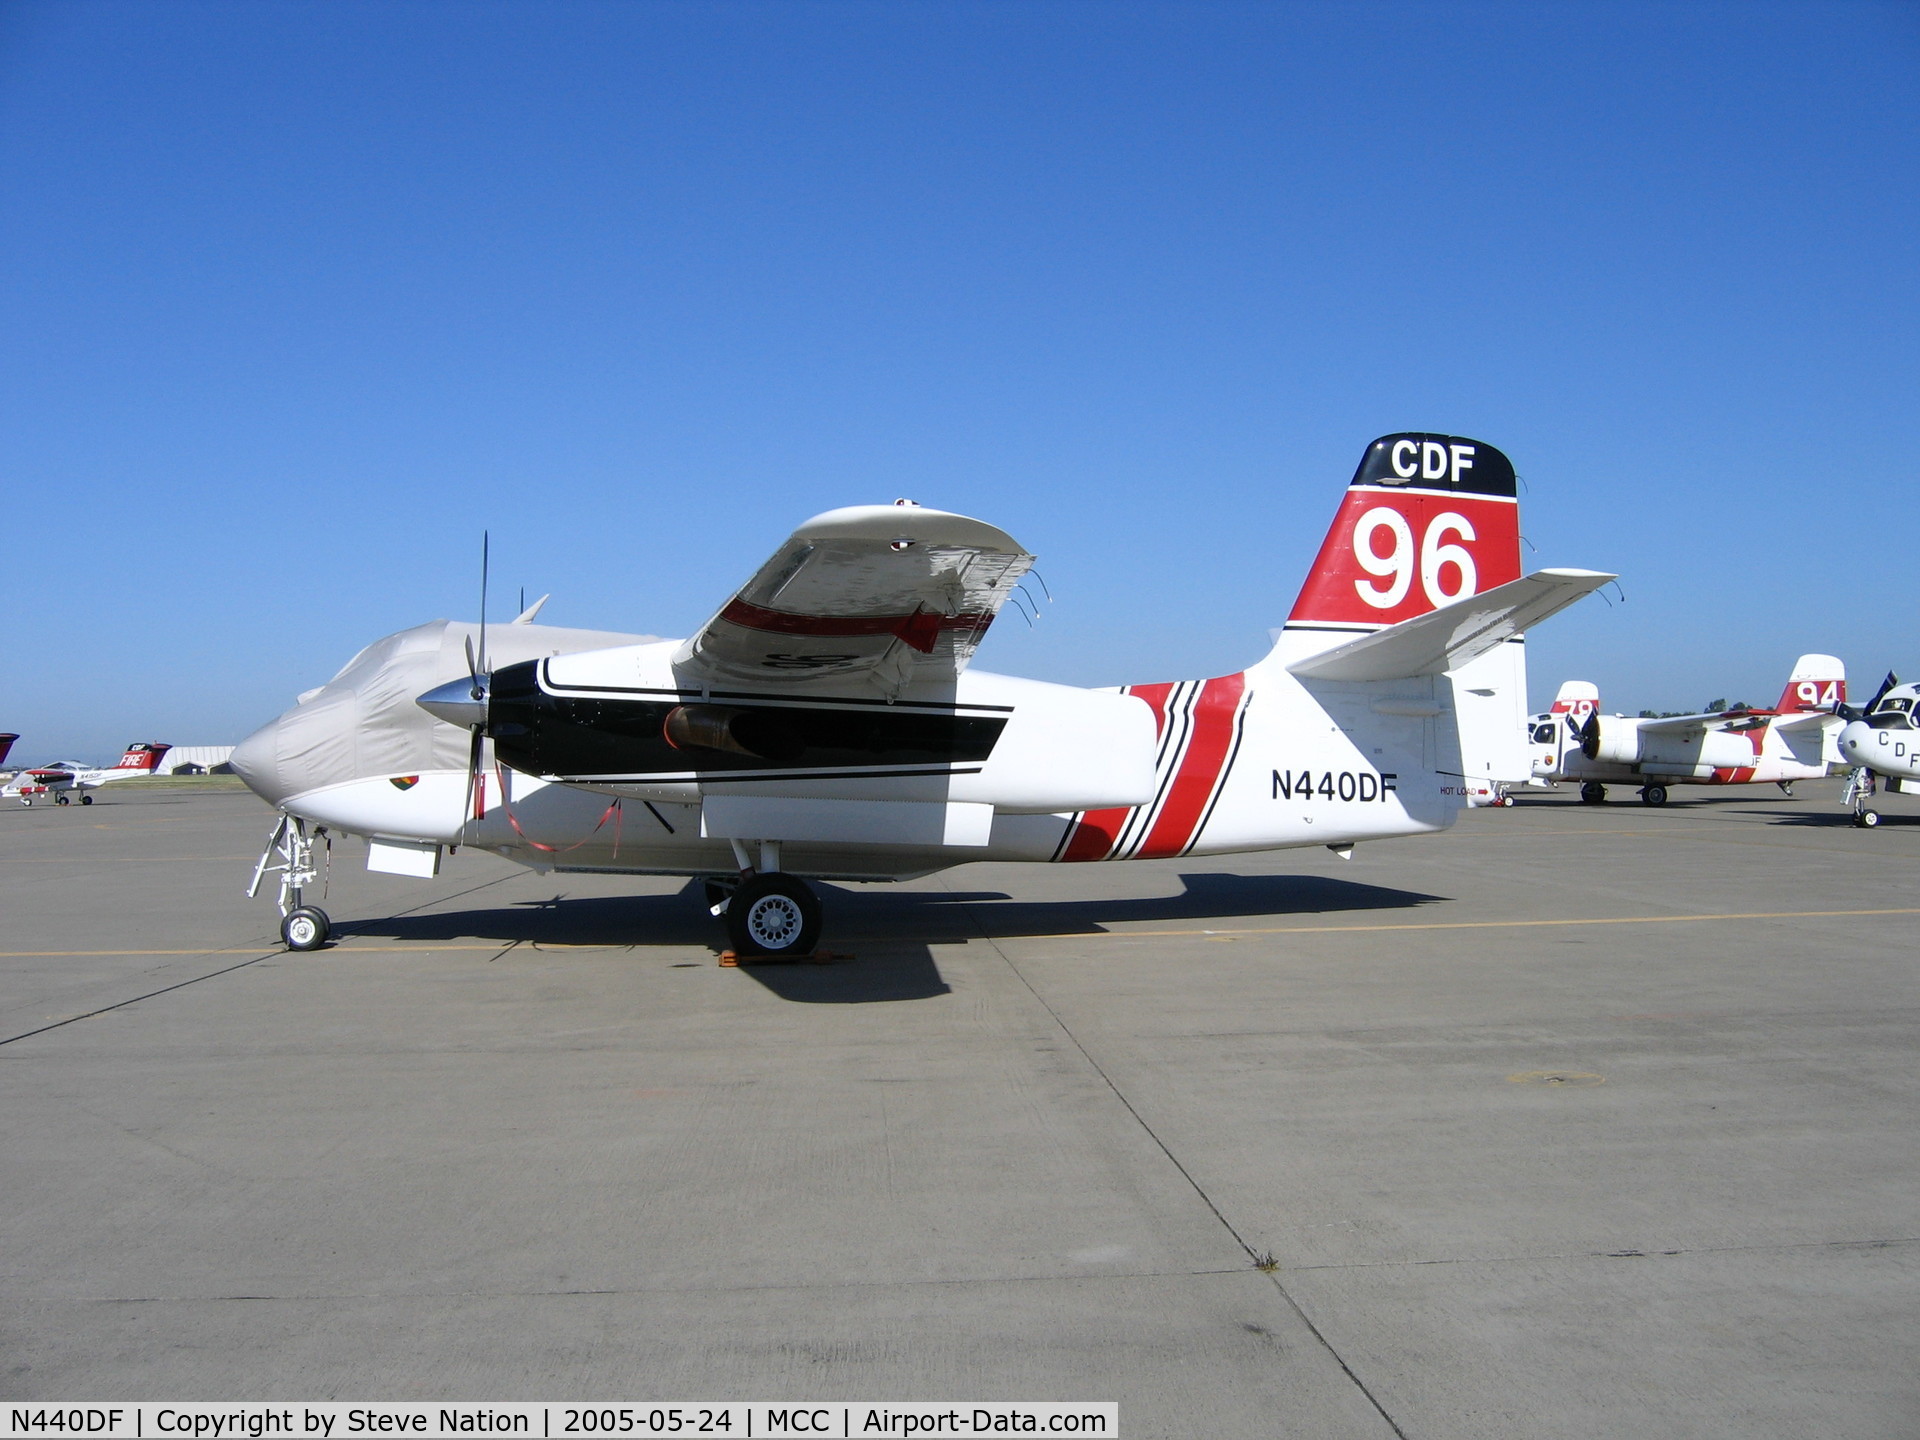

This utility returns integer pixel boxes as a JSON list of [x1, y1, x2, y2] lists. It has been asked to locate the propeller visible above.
[[415, 535, 495, 829], [1834, 671, 1899, 723], [462, 533, 492, 824]]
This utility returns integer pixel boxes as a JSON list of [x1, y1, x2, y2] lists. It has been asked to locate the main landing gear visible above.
[[1638, 784, 1669, 806], [1580, 782, 1608, 805], [248, 813, 334, 950], [710, 840, 824, 959], [1842, 767, 1880, 828]]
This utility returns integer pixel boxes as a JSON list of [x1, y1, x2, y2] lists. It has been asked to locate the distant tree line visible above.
[[1635, 698, 1750, 718]]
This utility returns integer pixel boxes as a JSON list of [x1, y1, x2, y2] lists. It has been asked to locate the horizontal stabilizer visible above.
[[1287, 569, 1615, 683], [1773, 709, 1839, 734]]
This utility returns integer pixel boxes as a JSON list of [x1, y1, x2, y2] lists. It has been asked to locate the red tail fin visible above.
[[1774, 656, 1845, 713], [1287, 434, 1523, 630], [117, 742, 171, 772]]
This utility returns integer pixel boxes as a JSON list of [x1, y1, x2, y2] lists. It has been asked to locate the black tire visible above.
[[1580, 782, 1607, 805], [79, 794, 92, 805], [281, 906, 331, 951], [725, 873, 821, 958], [54, 794, 69, 806], [1640, 785, 1669, 806], [1856, 809, 1881, 829]]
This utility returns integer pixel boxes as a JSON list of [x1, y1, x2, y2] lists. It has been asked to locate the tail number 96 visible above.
[[1353, 508, 1477, 610]]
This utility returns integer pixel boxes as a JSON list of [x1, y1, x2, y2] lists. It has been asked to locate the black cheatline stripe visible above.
[[1184, 685, 1253, 856], [1118, 680, 1199, 860], [533, 661, 1014, 713], [558, 765, 982, 786]]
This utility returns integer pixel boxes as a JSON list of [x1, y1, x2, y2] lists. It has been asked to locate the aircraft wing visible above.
[[1287, 569, 1615, 683], [675, 504, 1035, 692], [1632, 709, 1767, 735]]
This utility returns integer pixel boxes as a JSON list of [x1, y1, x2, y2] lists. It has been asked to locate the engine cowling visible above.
[[1580, 714, 1640, 765]]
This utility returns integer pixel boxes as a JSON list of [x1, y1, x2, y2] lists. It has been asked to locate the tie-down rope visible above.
[[492, 761, 623, 858]]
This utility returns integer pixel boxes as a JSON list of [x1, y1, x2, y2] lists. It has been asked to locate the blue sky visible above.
[[3, 0, 1916, 759]]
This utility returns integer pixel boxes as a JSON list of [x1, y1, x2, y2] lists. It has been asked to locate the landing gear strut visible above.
[[1580, 782, 1607, 805], [1843, 767, 1880, 828], [715, 839, 824, 958], [248, 813, 334, 949]]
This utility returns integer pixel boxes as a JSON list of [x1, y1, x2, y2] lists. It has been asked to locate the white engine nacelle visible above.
[[1580, 714, 1642, 766], [1582, 714, 1756, 774]]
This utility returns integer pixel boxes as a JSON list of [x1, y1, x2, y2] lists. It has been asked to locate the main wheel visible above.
[[54, 794, 69, 805], [1640, 785, 1669, 806], [281, 906, 331, 950], [725, 873, 822, 958], [1580, 782, 1607, 805], [1855, 809, 1881, 829], [79, 794, 92, 805]]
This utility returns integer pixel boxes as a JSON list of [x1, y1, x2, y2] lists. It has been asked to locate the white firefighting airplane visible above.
[[232, 433, 1612, 954], [1832, 672, 1919, 826], [3, 743, 173, 805], [1527, 656, 1846, 805]]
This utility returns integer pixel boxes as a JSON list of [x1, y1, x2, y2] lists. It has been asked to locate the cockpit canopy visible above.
[[1869, 696, 1915, 729]]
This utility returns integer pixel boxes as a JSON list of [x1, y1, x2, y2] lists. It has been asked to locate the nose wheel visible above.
[[724, 872, 823, 958], [281, 906, 332, 950]]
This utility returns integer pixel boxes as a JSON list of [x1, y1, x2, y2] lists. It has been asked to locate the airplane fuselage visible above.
[[247, 626, 1464, 883]]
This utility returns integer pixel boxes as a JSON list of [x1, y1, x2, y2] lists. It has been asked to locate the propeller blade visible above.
[[1840, 671, 1900, 723], [462, 725, 485, 827], [477, 531, 491, 678]]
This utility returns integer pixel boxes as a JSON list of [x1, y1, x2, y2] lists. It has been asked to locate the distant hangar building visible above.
[[159, 745, 236, 774]]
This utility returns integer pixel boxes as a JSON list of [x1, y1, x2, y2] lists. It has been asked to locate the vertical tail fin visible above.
[[0, 734, 16, 768], [116, 742, 171, 773], [1550, 681, 1600, 725], [1775, 655, 1845, 713], [1283, 434, 1523, 645]]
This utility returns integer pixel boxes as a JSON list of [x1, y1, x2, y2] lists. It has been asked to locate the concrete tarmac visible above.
[[2, 780, 1917, 1436]]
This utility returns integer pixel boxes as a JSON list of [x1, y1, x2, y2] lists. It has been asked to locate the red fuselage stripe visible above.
[[1059, 683, 1175, 862], [1137, 673, 1246, 859]]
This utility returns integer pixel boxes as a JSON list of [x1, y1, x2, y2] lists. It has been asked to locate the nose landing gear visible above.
[[1842, 767, 1881, 829], [248, 813, 334, 950]]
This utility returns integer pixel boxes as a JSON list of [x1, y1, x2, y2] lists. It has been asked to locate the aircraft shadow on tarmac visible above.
[[340, 871, 1444, 1005]]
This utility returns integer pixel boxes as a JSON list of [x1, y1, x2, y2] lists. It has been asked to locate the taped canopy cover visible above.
[[249, 619, 653, 801]]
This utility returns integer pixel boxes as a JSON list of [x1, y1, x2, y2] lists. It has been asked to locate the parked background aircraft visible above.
[[0, 733, 17, 776], [1834, 672, 1916, 826], [3, 743, 173, 805], [232, 433, 1611, 954], [1528, 656, 1845, 804]]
